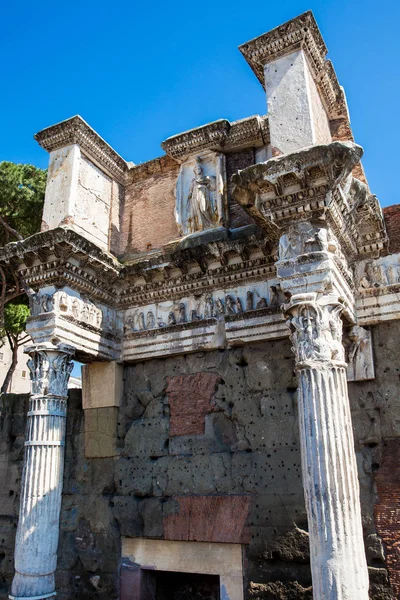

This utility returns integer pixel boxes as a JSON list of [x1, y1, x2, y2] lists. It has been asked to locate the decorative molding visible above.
[[239, 11, 347, 120], [34, 115, 128, 183], [0, 226, 119, 271], [161, 115, 269, 160], [162, 120, 230, 160], [232, 141, 388, 259], [223, 115, 269, 151]]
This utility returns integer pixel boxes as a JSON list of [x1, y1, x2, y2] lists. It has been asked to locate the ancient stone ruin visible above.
[[1, 10, 399, 600]]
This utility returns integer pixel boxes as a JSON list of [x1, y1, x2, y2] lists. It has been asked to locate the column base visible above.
[[9, 595, 55, 600], [10, 572, 55, 600]]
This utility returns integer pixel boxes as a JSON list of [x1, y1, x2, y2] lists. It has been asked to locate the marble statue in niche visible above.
[[175, 153, 227, 236], [187, 158, 216, 232]]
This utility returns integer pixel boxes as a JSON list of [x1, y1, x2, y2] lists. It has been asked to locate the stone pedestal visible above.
[[285, 293, 369, 599], [10, 344, 74, 600]]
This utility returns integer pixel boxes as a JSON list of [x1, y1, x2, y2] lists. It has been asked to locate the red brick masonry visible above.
[[383, 204, 400, 254], [163, 495, 251, 543], [374, 438, 400, 597], [166, 372, 221, 437]]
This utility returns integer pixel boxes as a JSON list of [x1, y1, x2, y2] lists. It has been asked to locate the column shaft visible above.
[[285, 294, 369, 599], [10, 344, 74, 600]]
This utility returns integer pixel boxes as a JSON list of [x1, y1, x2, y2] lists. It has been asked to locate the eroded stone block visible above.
[[84, 407, 118, 458], [82, 361, 123, 409]]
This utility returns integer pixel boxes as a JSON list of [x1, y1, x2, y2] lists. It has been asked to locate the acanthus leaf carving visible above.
[[284, 293, 345, 366], [26, 343, 74, 397]]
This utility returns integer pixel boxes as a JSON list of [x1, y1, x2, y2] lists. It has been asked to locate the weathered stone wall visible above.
[[0, 394, 27, 598], [348, 320, 400, 599], [1, 324, 399, 599]]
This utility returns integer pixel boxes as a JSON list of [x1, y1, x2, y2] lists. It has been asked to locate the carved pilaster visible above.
[[10, 344, 74, 600], [284, 293, 369, 599]]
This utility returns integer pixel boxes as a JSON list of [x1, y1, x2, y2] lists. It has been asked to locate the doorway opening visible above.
[[142, 570, 220, 600], [121, 538, 244, 600]]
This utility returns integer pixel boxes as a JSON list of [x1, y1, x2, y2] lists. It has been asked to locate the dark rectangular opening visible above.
[[141, 570, 220, 600]]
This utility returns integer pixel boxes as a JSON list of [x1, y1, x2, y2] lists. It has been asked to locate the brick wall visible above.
[[120, 156, 180, 256], [374, 439, 400, 597], [383, 204, 400, 254], [226, 149, 256, 229]]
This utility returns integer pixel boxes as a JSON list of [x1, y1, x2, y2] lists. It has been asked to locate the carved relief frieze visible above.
[[278, 222, 339, 261], [354, 254, 400, 325], [357, 255, 400, 291], [30, 289, 106, 330], [27, 287, 122, 361], [122, 281, 282, 337]]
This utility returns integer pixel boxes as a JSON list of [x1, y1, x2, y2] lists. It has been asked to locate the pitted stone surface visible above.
[[1, 327, 398, 598]]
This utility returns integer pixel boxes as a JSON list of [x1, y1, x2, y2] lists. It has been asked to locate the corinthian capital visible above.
[[26, 343, 75, 397], [284, 293, 345, 367]]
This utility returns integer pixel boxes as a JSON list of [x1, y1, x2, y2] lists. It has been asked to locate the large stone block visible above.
[[84, 407, 118, 458], [123, 418, 169, 459], [82, 361, 123, 409]]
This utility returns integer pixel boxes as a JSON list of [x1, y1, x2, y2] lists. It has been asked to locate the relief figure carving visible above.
[[279, 223, 337, 261], [146, 311, 155, 329], [178, 303, 186, 324]]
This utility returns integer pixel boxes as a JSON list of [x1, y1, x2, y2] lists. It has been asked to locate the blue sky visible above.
[[1, 0, 399, 211]]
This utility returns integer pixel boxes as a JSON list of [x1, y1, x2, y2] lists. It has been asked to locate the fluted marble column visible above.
[[10, 343, 74, 600], [284, 293, 369, 599]]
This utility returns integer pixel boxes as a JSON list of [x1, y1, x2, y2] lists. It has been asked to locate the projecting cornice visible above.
[[161, 115, 269, 160], [34, 115, 128, 183], [232, 141, 387, 258], [239, 11, 347, 120]]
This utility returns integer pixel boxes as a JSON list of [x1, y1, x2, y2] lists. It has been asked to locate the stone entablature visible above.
[[161, 115, 269, 160], [232, 141, 387, 258]]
